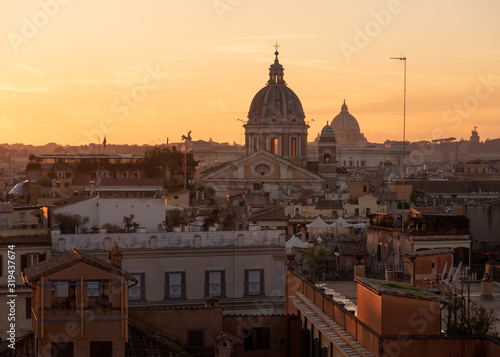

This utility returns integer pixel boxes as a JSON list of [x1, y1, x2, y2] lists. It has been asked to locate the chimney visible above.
[[109, 243, 123, 269], [205, 295, 219, 308], [214, 329, 232, 357]]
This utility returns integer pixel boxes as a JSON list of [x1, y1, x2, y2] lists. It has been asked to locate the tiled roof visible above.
[[72, 177, 163, 187], [0, 234, 51, 246], [405, 249, 454, 258], [410, 206, 445, 215], [0, 202, 13, 213], [52, 195, 93, 207], [336, 240, 367, 256], [24, 249, 138, 282], [0, 322, 191, 357], [0, 332, 34, 357], [249, 207, 289, 221], [315, 199, 343, 210], [407, 180, 500, 194], [127, 320, 191, 357]]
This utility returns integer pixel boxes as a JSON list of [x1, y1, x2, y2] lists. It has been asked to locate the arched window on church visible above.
[[324, 152, 330, 164], [253, 137, 258, 152]]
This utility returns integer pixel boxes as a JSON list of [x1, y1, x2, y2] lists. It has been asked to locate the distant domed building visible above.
[[330, 100, 367, 147], [245, 49, 308, 166]]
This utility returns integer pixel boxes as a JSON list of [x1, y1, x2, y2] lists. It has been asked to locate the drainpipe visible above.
[[410, 256, 416, 285]]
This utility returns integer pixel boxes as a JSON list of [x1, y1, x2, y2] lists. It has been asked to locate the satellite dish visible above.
[[441, 261, 448, 280], [451, 262, 462, 288]]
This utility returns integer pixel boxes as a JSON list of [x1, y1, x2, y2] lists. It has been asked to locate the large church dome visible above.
[[330, 101, 366, 147], [247, 51, 305, 125], [244, 47, 309, 164]]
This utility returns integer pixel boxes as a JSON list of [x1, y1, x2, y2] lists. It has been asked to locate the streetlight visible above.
[[181, 131, 192, 190], [391, 56, 406, 245]]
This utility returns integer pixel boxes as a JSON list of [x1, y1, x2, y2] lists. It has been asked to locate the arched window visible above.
[[324, 152, 330, 164]]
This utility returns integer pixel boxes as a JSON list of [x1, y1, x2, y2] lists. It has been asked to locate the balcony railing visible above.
[[244, 282, 265, 297], [204, 283, 226, 298]]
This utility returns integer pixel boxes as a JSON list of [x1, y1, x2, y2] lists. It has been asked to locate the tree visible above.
[[304, 244, 335, 281], [143, 146, 198, 192], [203, 209, 220, 231], [102, 223, 122, 233], [54, 213, 89, 234], [446, 294, 498, 337], [164, 209, 188, 231], [123, 214, 140, 233]]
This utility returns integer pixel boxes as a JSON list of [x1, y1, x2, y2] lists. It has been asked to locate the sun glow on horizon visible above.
[[0, 1, 499, 147]]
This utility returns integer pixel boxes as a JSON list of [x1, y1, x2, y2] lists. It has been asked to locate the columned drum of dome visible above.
[[244, 49, 309, 166]]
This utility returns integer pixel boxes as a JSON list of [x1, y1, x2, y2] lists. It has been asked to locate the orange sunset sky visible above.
[[0, 0, 499, 147]]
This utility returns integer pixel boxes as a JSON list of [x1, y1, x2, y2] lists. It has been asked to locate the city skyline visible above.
[[1, 0, 499, 146]]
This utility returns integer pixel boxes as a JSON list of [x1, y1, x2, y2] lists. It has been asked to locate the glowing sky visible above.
[[1, 0, 499, 146]]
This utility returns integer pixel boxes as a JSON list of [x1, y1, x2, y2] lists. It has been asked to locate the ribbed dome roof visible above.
[[247, 51, 305, 125], [331, 100, 360, 132]]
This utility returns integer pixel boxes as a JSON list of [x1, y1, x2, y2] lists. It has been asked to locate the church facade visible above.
[[202, 49, 336, 202]]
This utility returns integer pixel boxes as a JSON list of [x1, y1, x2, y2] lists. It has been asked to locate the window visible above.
[[255, 164, 271, 176], [90, 341, 112, 357], [122, 172, 128, 178], [324, 152, 330, 164], [129, 273, 146, 301], [244, 327, 270, 350], [133, 172, 139, 178], [291, 138, 297, 157], [204, 270, 225, 297], [102, 172, 108, 178], [21, 253, 46, 271], [51, 342, 74, 357], [244, 269, 264, 296], [26, 297, 31, 319], [51, 281, 76, 309], [87, 281, 111, 308], [363, 185, 367, 192], [164, 272, 186, 299], [19, 212, 27, 225], [270, 138, 279, 155], [187, 329, 205, 348]]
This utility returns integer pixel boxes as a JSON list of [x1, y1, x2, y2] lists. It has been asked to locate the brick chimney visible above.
[[109, 243, 123, 269], [205, 295, 219, 308]]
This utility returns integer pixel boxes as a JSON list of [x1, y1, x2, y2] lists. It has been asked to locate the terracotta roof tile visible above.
[[127, 320, 191, 357], [249, 207, 288, 221], [0, 202, 13, 213], [24, 249, 138, 282], [0, 234, 51, 246]]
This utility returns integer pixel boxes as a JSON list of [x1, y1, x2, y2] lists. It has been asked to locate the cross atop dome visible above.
[[341, 99, 348, 112], [274, 42, 280, 59], [268, 44, 285, 85]]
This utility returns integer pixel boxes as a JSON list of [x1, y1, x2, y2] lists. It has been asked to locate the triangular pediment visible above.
[[202, 149, 323, 183]]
